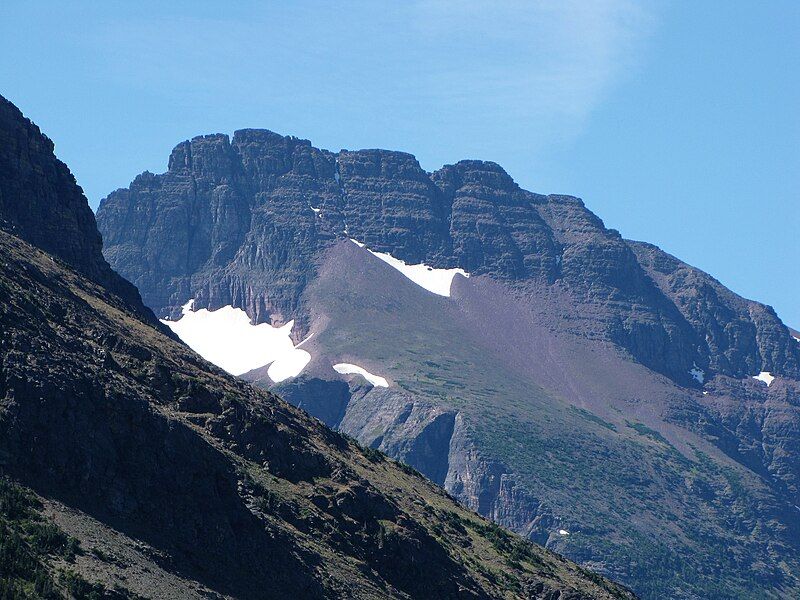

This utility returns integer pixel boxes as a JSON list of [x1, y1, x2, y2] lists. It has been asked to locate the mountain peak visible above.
[[0, 94, 100, 275], [96, 123, 800, 598], [0, 94, 154, 320]]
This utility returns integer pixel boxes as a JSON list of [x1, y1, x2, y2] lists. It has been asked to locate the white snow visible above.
[[753, 371, 775, 386], [689, 363, 705, 384], [350, 239, 469, 297], [161, 300, 310, 380], [333, 363, 389, 387], [558, 529, 570, 536], [793, 335, 800, 344], [310, 206, 321, 215], [296, 332, 314, 348]]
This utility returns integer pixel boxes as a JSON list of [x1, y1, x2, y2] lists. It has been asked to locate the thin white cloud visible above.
[[56, 1, 658, 195], [81, 1, 655, 127], [409, 0, 656, 131]]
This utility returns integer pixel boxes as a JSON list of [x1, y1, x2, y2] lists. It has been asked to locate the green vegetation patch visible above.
[[0, 477, 148, 600], [570, 406, 618, 431], [625, 420, 670, 445], [0, 477, 67, 599]]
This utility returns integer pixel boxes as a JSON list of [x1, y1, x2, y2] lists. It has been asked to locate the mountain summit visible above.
[[97, 128, 800, 599], [0, 96, 153, 320], [98, 129, 798, 386]]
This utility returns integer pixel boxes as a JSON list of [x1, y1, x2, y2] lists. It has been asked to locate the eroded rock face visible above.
[[97, 130, 341, 330], [630, 240, 799, 379], [339, 386, 457, 487], [98, 129, 799, 384], [674, 374, 800, 505], [444, 414, 555, 545]]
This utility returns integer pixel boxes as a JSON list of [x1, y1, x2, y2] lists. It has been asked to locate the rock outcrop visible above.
[[630, 240, 799, 378], [0, 96, 152, 320]]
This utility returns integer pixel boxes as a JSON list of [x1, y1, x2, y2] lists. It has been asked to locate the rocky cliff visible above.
[[0, 96, 153, 321], [98, 131, 799, 385]]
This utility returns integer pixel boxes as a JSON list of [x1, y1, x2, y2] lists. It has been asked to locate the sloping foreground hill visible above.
[[0, 94, 633, 598], [96, 128, 800, 599]]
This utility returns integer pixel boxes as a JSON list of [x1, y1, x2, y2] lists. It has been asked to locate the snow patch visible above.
[[162, 300, 310, 380], [296, 332, 314, 348], [333, 363, 389, 388], [350, 239, 469, 297], [753, 371, 775, 386], [689, 363, 705, 384], [310, 206, 321, 215], [558, 529, 569, 536]]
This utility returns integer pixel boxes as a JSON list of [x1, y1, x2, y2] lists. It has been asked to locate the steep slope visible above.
[[0, 96, 152, 321], [0, 94, 633, 599], [629, 241, 798, 379], [97, 129, 800, 598]]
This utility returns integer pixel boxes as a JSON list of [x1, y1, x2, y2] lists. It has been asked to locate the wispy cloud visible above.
[[408, 0, 656, 135], [81, 1, 655, 131]]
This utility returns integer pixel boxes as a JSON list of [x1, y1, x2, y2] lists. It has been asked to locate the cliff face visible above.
[[98, 130, 339, 331], [97, 130, 799, 384], [97, 127, 800, 599], [630, 240, 799, 378], [0, 95, 636, 600]]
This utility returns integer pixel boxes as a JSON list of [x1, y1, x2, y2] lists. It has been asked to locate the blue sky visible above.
[[1, 1, 798, 326]]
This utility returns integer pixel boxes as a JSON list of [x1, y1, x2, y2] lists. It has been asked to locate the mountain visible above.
[[0, 95, 635, 599], [96, 130, 800, 599], [0, 97, 154, 322]]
